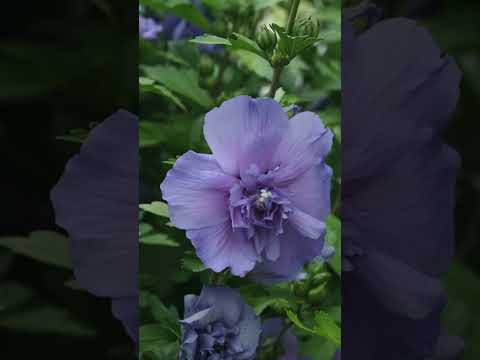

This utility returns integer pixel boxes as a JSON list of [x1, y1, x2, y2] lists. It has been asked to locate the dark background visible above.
[[0, 1, 137, 358], [371, 0, 480, 358]]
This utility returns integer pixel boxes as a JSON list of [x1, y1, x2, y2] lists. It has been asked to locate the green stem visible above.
[[268, 0, 301, 98], [286, 0, 301, 34], [268, 66, 284, 98]]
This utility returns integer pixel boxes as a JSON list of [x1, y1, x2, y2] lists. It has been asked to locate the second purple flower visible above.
[[161, 96, 333, 279]]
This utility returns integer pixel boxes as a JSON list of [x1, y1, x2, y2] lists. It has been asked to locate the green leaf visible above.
[[325, 215, 341, 276], [0, 282, 34, 311], [271, 24, 321, 62], [286, 310, 340, 345], [313, 311, 341, 345], [0, 306, 95, 336], [0, 231, 71, 269], [140, 122, 166, 148], [141, 293, 181, 338], [139, 201, 170, 218], [190, 34, 232, 46], [140, 78, 187, 112], [181, 256, 207, 273], [252, 297, 291, 315], [234, 50, 273, 80], [140, 323, 179, 358], [142, 65, 214, 108], [139, 222, 154, 237], [56, 128, 89, 144], [141, 233, 179, 247], [140, 0, 210, 30], [230, 32, 267, 59]]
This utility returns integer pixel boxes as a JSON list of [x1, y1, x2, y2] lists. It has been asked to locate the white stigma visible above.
[[257, 189, 273, 203]]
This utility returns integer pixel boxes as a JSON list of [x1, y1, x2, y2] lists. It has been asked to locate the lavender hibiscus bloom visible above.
[[161, 0, 219, 53], [139, 15, 163, 40], [51, 110, 138, 343], [161, 96, 333, 280], [180, 286, 261, 360], [342, 4, 462, 359]]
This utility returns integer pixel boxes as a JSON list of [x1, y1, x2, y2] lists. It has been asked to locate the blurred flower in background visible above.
[[51, 110, 139, 343], [342, 2, 462, 359], [139, 15, 163, 40]]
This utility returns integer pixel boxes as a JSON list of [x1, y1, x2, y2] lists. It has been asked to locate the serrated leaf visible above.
[[0, 231, 71, 269], [139, 202, 170, 218], [313, 311, 341, 345]]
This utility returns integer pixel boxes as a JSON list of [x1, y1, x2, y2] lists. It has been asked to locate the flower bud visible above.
[[293, 280, 308, 298], [199, 56, 214, 76], [307, 283, 327, 304], [310, 272, 331, 287], [256, 25, 277, 52], [294, 17, 321, 38]]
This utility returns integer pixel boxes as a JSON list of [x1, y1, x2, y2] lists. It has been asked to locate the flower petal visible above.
[[343, 18, 461, 182], [289, 208, 326, 239], [203, 96, 289, 177], [112, 297, 138, 343], [283, 164, 332, 220], [253, 224, 324, 282], [272, 112, 333, 187], [161, 151, 238, 230], [186, 222, 257, 277], [50, 110, 138, 298]]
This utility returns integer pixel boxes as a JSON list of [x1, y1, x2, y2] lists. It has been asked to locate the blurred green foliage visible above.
[[0, 1, 137, 358]]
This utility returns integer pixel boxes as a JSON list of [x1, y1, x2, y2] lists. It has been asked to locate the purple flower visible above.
[[180, 286, 261, 360], [161, 0, 219, 53], [51, 110, 138, 343], [139, 15, 163, 40], [161, 96, 333, 280], [342, 4, 461, 359], [262, 318, 310, 360]]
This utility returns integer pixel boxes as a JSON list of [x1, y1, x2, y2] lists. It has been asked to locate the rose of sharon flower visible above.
[[161, 96, 333, 279], [139, 15, 163, 40], [51, 110, 138, 343], [342, 4, 462, 359], [180, 286, 261, 360]]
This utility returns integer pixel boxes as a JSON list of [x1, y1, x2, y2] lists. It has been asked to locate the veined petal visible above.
[[204, 96, 289, 177], [161, 151, 239, 230], [272, 112, 333, 187], [187, 222, 257, 277], [253, 224, 324, 282], [289, 208, 326, 239], [284, 163, 332, 220]]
